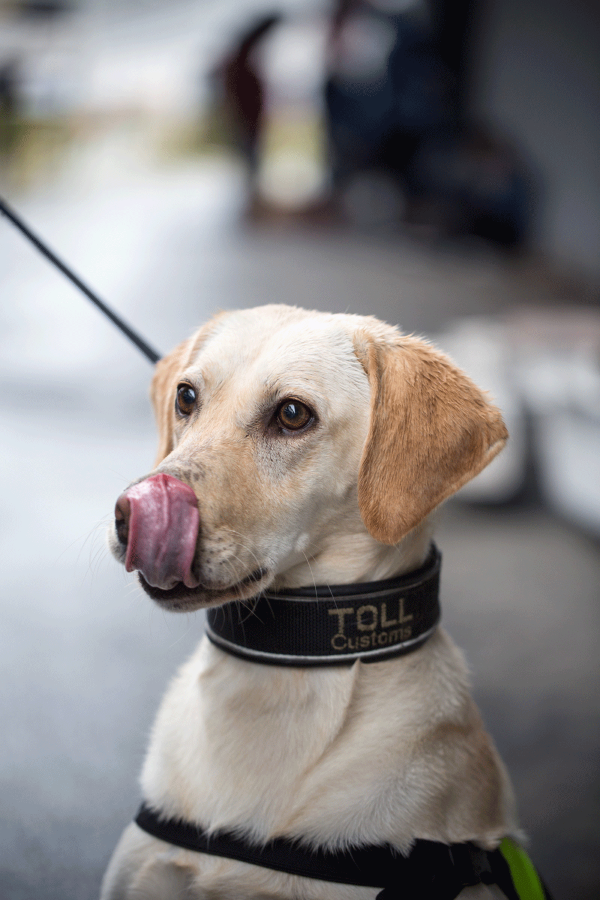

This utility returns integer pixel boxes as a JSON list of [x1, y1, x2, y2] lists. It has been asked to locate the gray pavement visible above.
[[1, 151, 599, 899]]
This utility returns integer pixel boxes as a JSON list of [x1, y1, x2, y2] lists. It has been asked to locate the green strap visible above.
[[499, 838, 547, 900]]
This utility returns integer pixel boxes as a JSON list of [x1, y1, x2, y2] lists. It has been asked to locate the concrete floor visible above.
[[1, 151, 598, 899]]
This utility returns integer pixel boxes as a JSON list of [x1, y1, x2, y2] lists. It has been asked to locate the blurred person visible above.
[[323, 0, 450, 225], [211, 14, 281, 203], [0, 57, 21, 162], [460, 124, 532, 248], [322, 1, 533, 249], [410, 121, 533, 247]]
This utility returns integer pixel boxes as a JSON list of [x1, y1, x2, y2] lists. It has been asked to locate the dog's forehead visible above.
[[189, 307, 368, 396]]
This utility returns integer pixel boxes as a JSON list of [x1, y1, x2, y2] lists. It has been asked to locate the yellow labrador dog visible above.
[[101, 305, 544, 900]]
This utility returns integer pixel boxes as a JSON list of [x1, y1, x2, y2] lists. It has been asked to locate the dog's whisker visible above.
[[301, 552, 321, 600], [219, 529, 266, 577], [162, 616, 197, 653], [54, 516, 110, 568]]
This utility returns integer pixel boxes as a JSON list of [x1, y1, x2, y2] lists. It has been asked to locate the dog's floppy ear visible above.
[[150, 337, 194, 466], [355, 332, 508, 545]]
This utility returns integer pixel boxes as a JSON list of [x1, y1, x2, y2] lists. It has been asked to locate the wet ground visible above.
[[1, 149, 599, 899]]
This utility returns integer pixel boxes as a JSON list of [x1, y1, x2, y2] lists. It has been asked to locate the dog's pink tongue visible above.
[[124, 474, 200, 590]]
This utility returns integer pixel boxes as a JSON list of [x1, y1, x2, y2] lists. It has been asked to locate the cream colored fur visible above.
[[102, 306, 518, 900]]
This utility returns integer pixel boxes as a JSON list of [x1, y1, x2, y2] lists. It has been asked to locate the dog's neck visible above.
[[272, 516, 435, 590]]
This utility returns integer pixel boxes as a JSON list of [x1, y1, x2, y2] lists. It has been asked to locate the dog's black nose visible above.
[[114, 493, 131, 547]]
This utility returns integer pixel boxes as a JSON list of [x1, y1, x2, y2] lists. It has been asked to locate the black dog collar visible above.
[[206, 544, 441, 666]]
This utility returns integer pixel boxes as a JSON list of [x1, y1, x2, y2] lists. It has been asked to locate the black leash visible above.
[[0, 195, 161, 364]]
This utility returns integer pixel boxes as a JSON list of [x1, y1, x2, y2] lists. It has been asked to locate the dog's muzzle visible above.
[[114, 473, 200, 590]]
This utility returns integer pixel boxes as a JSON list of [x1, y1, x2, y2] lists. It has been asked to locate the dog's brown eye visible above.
[[276, 399, 312, 431], [176, 383, 196, 417]]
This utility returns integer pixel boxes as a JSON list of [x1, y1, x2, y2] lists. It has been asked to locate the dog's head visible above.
[[110, 305, 507, 611]]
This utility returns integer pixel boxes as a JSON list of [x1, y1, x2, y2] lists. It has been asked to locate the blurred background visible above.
[[1, 0, 599, 897]]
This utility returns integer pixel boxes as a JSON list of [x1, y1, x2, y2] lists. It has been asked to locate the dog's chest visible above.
[[140, 634, 472, 849]]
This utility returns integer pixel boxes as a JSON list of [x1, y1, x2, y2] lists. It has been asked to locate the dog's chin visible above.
[[137, 569, 272, 611]]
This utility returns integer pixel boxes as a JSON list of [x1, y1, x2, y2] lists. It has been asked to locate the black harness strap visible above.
[[135, 803, 520, 900]]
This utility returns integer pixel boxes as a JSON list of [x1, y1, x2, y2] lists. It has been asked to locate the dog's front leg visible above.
[[100, 823, 197, 900]]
